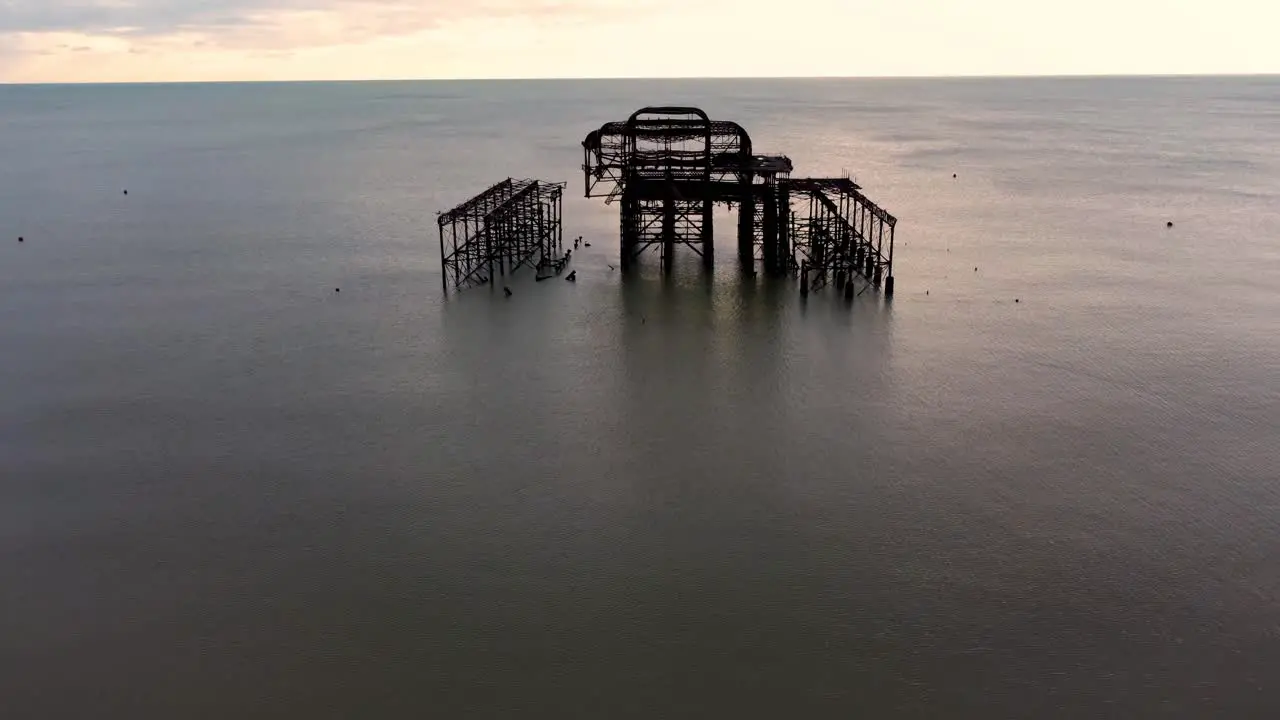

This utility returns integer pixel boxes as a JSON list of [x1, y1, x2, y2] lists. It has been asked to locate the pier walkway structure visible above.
[[582, 107, 897, 297]]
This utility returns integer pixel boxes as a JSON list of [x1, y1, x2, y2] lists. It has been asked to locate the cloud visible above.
[[0, 0, 700, 81], [1, 0, 644, 41], [2, 0, 236, 35]]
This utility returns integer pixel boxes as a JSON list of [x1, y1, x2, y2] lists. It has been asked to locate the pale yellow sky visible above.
[[1, 0, 1276, 83]]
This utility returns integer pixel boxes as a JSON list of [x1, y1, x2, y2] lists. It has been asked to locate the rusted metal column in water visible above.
[[762, 185, 778, 275], [777, 182, 791, 275], [662, 168, 676, 274], [885, 222, 896, 297], [702, 199, 714, 269], [738, 185, 755, 270], [620, 194, 638, 270]]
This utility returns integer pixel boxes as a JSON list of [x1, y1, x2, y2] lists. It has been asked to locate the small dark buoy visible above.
[[1015, 298, 1020, 303], [974, 267, 978, 272], [1166, 221, 1174, 228], [584, 242, 592, 248], [953, 173, 957, 178], [123, 190, 128, 195], [926, 290, 929, 295], [18, 236, 23, 243], [335, 288, 340, 292], [504, 287, 513, 297]]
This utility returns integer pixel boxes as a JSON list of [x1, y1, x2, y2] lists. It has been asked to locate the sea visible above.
[[1, 76, 1278, 718]]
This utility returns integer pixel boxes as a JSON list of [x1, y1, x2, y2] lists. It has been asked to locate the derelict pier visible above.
[[437, 106, 898, 298], [582, 106, 896, 297]]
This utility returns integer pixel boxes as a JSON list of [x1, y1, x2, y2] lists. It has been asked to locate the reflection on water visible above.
[[2, 77, 1279, 718]]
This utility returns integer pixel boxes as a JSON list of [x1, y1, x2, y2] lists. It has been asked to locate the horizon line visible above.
[[3, 72, 1278, 87]]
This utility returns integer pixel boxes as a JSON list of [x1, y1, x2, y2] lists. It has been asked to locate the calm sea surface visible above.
[[2, 77, 1278, 718]]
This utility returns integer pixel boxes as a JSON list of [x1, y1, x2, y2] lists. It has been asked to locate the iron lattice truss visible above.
[[583, 107, 754, 204], [787, 178, 897, 294], [583, 106, 898, 295], [437, 178, 565, 293], [584, 107, 757, 271]]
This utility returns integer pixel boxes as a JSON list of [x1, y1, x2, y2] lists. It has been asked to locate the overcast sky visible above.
[[1, 0, 1276, 83]]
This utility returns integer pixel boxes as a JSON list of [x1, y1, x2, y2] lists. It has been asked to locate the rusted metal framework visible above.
[[437, 178, 565, 294], [583, 107, 754, 272], [750, 154, 794, 273], [787, 178, 897, 297], [583, 106, 897, 296]]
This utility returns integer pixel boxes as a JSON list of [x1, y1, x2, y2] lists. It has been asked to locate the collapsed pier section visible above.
[[437, 178, 566, 294], [788, 178, 897, 298]]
